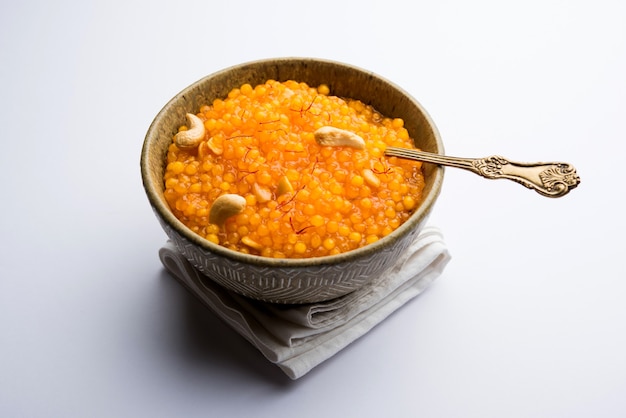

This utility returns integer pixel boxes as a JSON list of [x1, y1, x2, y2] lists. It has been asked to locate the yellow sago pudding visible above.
[[163, 79, 425, 258]]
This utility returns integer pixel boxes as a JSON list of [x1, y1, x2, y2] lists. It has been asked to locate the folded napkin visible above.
[[159, 226, 450, 379]]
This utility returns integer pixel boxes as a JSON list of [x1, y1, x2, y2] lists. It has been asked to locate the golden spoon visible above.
[[384, 146, 580, 198]]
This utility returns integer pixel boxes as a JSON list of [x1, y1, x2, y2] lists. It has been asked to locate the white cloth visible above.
[[159, 226, 451, 379]]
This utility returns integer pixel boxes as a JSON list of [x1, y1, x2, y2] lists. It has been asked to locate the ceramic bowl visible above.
[[141, 57, 444, 304]]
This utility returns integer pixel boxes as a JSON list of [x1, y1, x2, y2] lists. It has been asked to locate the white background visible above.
[[1, 1, 625, 417]]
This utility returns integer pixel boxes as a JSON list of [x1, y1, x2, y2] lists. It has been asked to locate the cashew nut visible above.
[[209, 194, 246, 226], [252, 182, 272, 202], [174, 113, 206, 148], [362, 168, 381, 188], [241, 236, 263, 251], [207, 137, 223, 155], [277, 176, 294, 196], [313, 126, 365, 150]]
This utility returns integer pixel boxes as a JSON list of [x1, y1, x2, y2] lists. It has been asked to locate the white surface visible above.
[[1, 0, 624, 417]]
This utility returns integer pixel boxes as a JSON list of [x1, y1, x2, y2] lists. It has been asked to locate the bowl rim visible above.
[[141, 57, 444, 268]]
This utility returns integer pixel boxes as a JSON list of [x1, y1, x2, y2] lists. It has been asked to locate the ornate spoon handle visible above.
[[385, 146, 580, 198]]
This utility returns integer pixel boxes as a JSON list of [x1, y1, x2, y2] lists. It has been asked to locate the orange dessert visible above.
[[163, 80, 425, 258]]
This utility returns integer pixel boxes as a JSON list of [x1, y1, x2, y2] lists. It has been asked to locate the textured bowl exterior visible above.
[[141, 57, 444, 304]]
